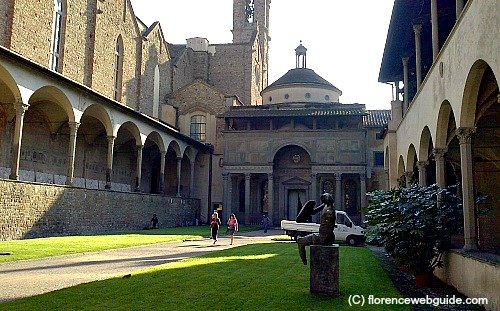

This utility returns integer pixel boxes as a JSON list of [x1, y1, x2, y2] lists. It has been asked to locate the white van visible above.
[[280, 211, 365, 245]]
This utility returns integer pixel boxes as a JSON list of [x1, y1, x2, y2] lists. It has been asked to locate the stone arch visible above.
[[28, 85, 75, 128], [81, 104, 113, 137], [270, 142, 313, 163], [435, 101, 454, 149], [397, 155, 405, 182], [0, 63, 21, 103], [419, 126, 433, 162], [164, 140, 181, 195], [117, 121, 142, 146], [460, 59, 492, 128]]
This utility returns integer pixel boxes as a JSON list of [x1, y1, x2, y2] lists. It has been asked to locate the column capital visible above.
[[13, 101, 29, 115], [457, 127, 476, 144], [417, 160, 428, 169], [402, 56, 409, 65], [335, 173, 342, 181], [245, 172, 251, 179], [267, 173, 274, 180], [412, 23, 422, 34], [68, 121, 81, 132], [432, 148, 447, 159], [359, 173, 366, 179], [107, 135, 116, 142]]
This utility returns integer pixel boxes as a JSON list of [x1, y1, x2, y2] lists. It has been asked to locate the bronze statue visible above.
[[296, 193, 336, 265]]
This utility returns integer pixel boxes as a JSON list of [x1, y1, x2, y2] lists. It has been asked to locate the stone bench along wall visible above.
[[0, 179, 200, 240]]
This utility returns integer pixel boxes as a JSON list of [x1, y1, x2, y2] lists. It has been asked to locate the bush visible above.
[[365, 184, 463, 274]]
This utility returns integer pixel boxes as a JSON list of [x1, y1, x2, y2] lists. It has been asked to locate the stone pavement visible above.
[[0, 229, 282, 302]]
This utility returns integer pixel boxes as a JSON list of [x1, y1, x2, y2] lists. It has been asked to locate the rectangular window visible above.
[[190, 115, 206, 142], [374, 151, 384, 166]]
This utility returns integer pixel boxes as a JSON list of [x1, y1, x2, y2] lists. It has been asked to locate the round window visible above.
[[305, 93, 311, 99], [268, 96, 272, 102], [284, 94, 289, 99], [325, 95, 330, 101]]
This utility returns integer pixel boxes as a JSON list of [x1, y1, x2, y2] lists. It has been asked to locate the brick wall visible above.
[[0, 179, 200, 241]]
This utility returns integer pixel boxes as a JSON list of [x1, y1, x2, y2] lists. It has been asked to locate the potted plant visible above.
[[366, 184, 463, 287]]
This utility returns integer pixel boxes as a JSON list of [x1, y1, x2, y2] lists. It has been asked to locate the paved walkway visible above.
[[0, 229, 283, 302]]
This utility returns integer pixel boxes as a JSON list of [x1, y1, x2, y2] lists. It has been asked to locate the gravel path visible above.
[[0, 229, 282, 302]]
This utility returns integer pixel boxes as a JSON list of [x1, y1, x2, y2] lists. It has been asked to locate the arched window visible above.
[[113, 36, 124, 101], [49, 0, 64, 71], [153, 65, 160, 118], [190, 115, 206, 142]]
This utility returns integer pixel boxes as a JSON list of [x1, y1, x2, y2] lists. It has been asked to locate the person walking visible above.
[[226, 213, 239, 245], [210, 212, 221, 244], [261, 214, 270, 233]]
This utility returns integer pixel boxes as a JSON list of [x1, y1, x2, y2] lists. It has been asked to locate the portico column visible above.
[[431, 0, 440, 61], [134, 145, 143, 192], [159, 151, 166, 193], [456, 0, 464, 20], [417, 161, 428, 186], [176, 157, 182, 196], [433, 148, 447, 188], [66, 121, 80, 186], [244, 173, 251, 223], [335, 173, 342, 211], [413, 24, 423, 89], [311, 173, 317, 200], [457, 127, 477, 251], [384, 169, 390, 190], [404, 171, 414, 188], [402, 56, 409, 111], [311, 173, 318, 222], [189, 160, 195, 196], [267, 173, 274, 225], [9, 101, 29, 180], [223, 173, 230, 218], [105, 135, 116, 189], [360, 173, 367, 213]]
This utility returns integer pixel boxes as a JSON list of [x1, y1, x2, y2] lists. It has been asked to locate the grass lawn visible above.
[[0, 225, 260, 263], [0, 243, 408, 311]]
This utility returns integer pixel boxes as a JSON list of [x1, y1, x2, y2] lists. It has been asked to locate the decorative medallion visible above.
[[292, 154, 301, 163]]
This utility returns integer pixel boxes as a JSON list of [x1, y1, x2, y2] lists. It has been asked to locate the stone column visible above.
[[433, 148, 447, 188], [413, 24, 423, 89], [105, 135, 116, 189], [404, 171, 414, 188], [134, 145, 143, 192], [176, 157, 182, 196], [402, 56, 409, 111], [223, 173, 230, 216], [9, 101, 29, 180], [416, 161, 428, 186], [311, 173, 318, 222], [245, 173, 251, 223], [431, 0, 440, 61], [457, 127, 477, 251], [267, 173, 274, 225], [359, 173, 367, 214], [159, 151, 166, 193], [456, 0, 464, 20], [189, 160, 195, 197], [66, 121, 81, 186], [335, 173, 342, 211]]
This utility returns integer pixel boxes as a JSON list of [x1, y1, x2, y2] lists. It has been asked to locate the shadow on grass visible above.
[[0, 244, 409, 311]]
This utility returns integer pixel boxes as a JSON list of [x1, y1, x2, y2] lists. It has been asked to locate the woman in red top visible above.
[[226, 213, 239, 245]]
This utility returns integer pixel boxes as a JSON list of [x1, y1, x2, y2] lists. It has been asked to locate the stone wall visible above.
[[0, 179, 200, 241]]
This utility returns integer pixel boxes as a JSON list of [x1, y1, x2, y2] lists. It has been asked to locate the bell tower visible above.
[[232, 0, 270, 95]]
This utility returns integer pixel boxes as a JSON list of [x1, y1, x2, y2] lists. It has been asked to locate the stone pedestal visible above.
[[310, 244, 340, 296]]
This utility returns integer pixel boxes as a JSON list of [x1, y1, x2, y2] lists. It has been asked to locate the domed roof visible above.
[[264, 68, 341, 93]]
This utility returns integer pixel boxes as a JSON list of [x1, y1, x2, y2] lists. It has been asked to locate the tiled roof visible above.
[[363, 110, 391, 127], [223, 103, 367, 118], [264, 68, 341, 93]]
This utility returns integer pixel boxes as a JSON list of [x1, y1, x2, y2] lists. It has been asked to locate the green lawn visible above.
[[0, 243, 408, 311], [0, 225, 260, 263]]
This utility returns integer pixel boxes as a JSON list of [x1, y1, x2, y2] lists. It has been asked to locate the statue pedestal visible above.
[[310, 244, 340, 296]]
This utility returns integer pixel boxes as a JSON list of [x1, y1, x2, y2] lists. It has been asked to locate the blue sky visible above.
[[131, 0, 395, 109]]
